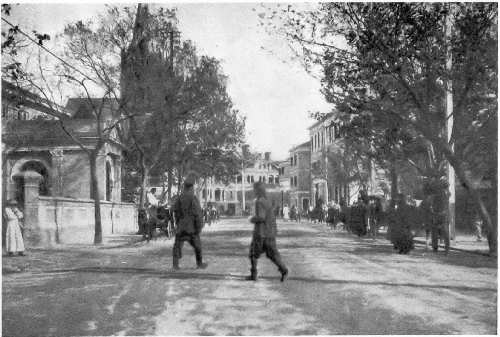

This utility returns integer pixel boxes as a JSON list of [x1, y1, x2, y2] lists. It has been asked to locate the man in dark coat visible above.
[[430, 189, 450, 253], [350, 197, 367, 237], [172, 173, 207, 270], [248, 182, 288, 282]]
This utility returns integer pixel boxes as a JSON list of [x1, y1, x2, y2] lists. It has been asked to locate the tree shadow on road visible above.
[[42, 266, 496, 293], [349, 242, 497, 269]]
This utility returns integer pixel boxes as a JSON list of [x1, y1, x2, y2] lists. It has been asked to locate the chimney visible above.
[[264, 152, 271, 161], [242, 144, 250, 157]]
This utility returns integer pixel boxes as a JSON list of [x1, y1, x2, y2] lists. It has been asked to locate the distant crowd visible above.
[[276, 188, 486, 255]]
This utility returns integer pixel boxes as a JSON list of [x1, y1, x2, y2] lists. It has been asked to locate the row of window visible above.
[[236, 175, 280, 184], [311, 122, 344, 152], [289, 154, 298, 167], [256, 163, 273, 170], [201, 189, 234, 201]]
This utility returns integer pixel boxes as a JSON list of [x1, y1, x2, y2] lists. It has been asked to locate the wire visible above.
[[2, 16, 99, 85]]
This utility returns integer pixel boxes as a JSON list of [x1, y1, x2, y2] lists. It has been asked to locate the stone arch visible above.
[[10, 157, 51, 181], [11, 158, 51, 202]]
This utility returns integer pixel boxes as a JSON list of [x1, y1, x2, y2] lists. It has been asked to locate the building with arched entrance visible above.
[[2, 81, 136, 246]]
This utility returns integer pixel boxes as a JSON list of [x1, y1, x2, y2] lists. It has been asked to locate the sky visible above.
[[6, 2, 332, 159]]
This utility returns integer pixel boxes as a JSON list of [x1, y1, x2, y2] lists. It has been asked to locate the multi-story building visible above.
[[309, 112, 386, 206], [194, 151, 281, 215], [276, 158, 291, 210], [288, 141, 311, 212], [196, 176, 240, 215], [235, 151, 281, 213]]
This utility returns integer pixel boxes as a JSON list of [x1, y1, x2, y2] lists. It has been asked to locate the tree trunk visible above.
[[448, 157, 496, 255], [167, 167, 173, 201], [138, 153, 149, 210], [420, 127, 496, 254], [177, 168, 183, 193], [89, 151, 102, 244], [389, 158, 398, 209]]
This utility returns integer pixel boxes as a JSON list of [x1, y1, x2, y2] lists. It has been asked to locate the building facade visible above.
[[288, 141, 311, 212], [309, 113, 386, 206], [2, 82, 136, 246]]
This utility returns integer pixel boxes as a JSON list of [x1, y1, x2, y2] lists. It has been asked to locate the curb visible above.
[[413, 239, 492, 257]]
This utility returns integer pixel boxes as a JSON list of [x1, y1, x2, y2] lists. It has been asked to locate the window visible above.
[[294, 155, 297, 166], [247, 175, 250, 183], [275, 176, 279, 184], [290, 157, 293, 166], [294, 176, 297, 187], [251, 176, 254, 183], [237, 175, 242, 183], [269, 176, 274, 184], [290, 177, 293, 186]]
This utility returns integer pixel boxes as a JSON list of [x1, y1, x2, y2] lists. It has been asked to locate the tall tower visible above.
[[120, 4, 151, 111]]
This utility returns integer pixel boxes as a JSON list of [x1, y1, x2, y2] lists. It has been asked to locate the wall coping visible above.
[[38, 196, 136, 207]]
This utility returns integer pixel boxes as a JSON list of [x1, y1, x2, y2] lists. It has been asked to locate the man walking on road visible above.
[[248, 182, 288, 282], [172, 173, 207, 270]]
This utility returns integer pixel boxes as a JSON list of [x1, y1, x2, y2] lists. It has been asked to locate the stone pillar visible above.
[[21, 171, 43, 246], [49, 149, 64, 197], [114, 157, 121, 202], [97, 153, 107, 201]]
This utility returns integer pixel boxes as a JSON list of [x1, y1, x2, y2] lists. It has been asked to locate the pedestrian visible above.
[[327, 202, 336, 230], [172, 173, 207, 270], [430, 185, 450, 254], [367, 197, 381, 239], [283, 204, 290, 221], [290, 205, 297, 221], [3, 199, 25, 256], [247, 182, 288, 282], [211, 205, 217, 224], [419, 194, 434, 249], [145, 188, 160, 241]]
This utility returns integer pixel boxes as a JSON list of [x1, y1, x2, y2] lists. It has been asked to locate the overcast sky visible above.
[[7, 2, 332, 159]]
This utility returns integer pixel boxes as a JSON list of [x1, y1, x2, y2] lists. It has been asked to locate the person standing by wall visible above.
[[248, 182, 288, 282], [3, 199, 25, 256]]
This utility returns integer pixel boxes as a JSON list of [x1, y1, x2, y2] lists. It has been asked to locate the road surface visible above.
[[3, 218, 497, 335]]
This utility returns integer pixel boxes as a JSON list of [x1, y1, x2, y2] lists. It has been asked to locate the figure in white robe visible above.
[[283, 205, 290, 220], [4, 200, 25, 256]]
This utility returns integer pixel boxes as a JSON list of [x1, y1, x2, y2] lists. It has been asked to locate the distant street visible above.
[[3, 218, 497, 336]]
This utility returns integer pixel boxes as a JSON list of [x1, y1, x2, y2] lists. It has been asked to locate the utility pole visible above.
[[446, 5, 456, 243], [241, 161, 246, 214]]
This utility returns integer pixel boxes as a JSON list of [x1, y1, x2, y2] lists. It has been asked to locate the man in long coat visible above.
[[172, 174, 207, 270], [248, 182, 288, 282]]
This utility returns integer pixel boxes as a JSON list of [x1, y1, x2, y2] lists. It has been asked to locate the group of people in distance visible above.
[[277, 181, 464, 256]]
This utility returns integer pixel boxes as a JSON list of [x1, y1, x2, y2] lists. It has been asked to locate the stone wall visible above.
[[28, 195, 137, 246]]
